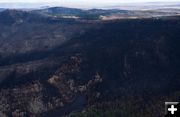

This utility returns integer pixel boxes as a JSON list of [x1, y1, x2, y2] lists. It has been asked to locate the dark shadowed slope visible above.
[[0, 9, 180, 117]]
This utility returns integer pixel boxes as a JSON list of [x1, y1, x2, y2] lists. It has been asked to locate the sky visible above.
[[0, 0, 180, 9], [0, 0, 179, 3], [0, 0, 180, 3]]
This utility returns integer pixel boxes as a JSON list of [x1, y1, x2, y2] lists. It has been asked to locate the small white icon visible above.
[[168, 105, 177, 114]]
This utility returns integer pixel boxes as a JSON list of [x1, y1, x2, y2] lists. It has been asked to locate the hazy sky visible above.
[[0, 0, 180, 3], [0, 0, 180, 8]]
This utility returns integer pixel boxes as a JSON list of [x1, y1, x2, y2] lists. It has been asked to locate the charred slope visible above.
[[0, 14, 180, 116], [0, 10, 91, 64]]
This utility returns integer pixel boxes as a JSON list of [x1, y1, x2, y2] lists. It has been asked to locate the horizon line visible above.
[[0, 1, 180, 9]]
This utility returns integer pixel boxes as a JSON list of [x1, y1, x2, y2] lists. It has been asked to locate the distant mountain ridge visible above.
[[32, 7, 129, 20], [32, 7, 180, 20], [0, 7, 180, 22], [0, 1, 179, 9], [0, 8, 5, 12]]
